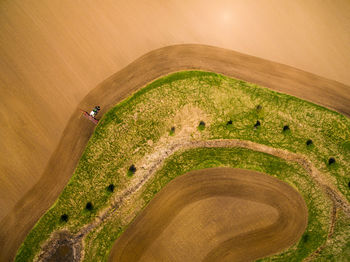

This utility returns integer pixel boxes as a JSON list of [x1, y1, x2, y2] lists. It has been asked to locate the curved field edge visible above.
[[93, 148, 330, 262], [108, 167, 308, 262], [15, 70, 350, 261]]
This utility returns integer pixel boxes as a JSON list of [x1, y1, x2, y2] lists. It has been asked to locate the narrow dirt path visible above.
[[37, 138, 350, 261]]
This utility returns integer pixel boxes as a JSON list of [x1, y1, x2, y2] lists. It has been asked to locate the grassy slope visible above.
[[315, 209, 350, 261], [15, 71, 350, 261]]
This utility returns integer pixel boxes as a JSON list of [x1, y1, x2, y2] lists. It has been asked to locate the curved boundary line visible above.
[[109, 168, 308, 262], [104, 139, 350, 261], [2, 44, 350, 262], [37, 138, 349, 261]]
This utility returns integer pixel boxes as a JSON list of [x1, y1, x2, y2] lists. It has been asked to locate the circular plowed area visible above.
[[109, 168, 308, 262]]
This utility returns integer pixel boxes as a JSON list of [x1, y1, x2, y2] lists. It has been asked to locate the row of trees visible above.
[[59, 107, 344, 223], [60, 183, 115, 222]]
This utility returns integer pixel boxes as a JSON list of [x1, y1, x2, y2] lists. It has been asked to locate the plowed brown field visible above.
[[1, 1, 350, 260], [109, 168, 308, 262], [1, 0, 350, 223], [1, 44, 350, 262]]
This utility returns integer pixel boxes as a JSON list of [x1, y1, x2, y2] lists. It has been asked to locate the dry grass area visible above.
[[109, 168, 308, 262]]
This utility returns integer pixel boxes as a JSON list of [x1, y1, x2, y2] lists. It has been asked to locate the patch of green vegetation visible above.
[[169, 126, 176, 136], [314, 210, 350, 261], [126, 170, 134, 177], [106, 184, 115, 193], [127, 165, 136, 177], [15, 71, 350, 262], [198, 121, 206, 131], [343, 141, 350, 151]]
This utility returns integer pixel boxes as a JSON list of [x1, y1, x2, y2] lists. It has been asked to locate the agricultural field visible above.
[[15, 71, 350, 261]]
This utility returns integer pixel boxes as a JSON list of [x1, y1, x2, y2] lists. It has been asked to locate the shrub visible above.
[[256, 105, 262, 111], [348, 181, 350, 188], [128, 165, 136, 176], [60, 214, 69, 222], [306, 139, 313, 146], [302, 233, 309, 243], [328, 158, 335, 165], [227, 120, 233, 125], [254, 120, 261, 128], [198, 121, 206, 131], [129, 164, 136, 173], [86, 202, 93, 211], [107, 184, 115, 192], [169, 126, 175, 136], [283, 125, 290, 132]]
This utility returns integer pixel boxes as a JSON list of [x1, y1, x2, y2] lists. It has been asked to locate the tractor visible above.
[[80, 106, 100, 124]]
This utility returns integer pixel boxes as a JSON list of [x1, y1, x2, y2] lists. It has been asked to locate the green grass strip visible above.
[[15, 70, 350, 261]]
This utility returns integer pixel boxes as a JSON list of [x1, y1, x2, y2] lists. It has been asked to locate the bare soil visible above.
[[108, 168, 308, 262], [37, 231, 81, 262]]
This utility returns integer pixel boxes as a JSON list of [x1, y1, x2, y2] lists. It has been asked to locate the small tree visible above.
[[348, 181, 350, 188], [107, 184, 115, 192], [86, 202, 93, 211], [198, 121, 206, 131], [254, 120, 261, 128], [256, 105, 262, 111], [302, 234, 309, 243], [169, 126, 175, 136], [283, 125, 290, 132], [227, 120, 233, 125], [128, 165, 136, 176], [60, 214, 69, 222], [328, 157, 335, 165], [306, 139, 313, 146]]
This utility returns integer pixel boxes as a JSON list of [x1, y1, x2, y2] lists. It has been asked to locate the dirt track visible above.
[[1, 44, 350, 262], [108, 168, 308, 262]]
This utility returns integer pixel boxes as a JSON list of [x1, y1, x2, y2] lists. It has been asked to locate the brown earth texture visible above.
[[1, 0, 350, 223], [2, 44, 350, 262], [109, 168, 308, 262], [1, 1, 350, 261]]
